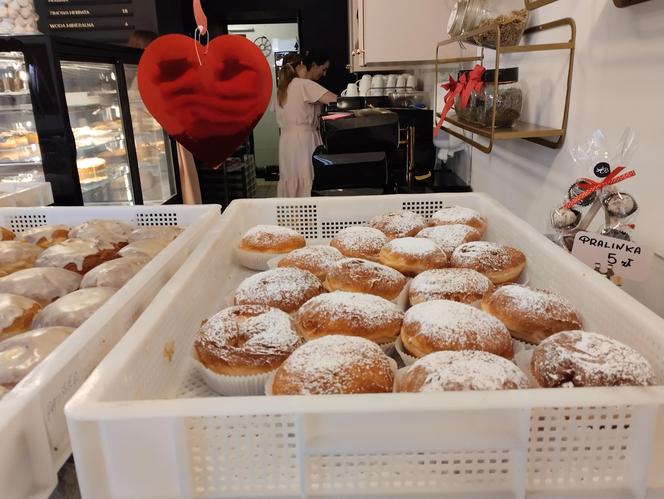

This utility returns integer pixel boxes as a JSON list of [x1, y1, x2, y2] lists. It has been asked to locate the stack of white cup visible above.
[[0, 0, 40, 35]]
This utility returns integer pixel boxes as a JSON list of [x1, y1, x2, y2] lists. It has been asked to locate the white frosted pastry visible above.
[[81, 256, 148, 289], [32, 287, 117, 329], [17, 225, 70, 248], [69, 219, 134, 247], [128, 226, 183, 243], [0, 293, 42, 339], [0, 327, 74, 386], [0, 267, 82, 305], [0, 240, 43, 274], [118, 238, 169, 260], [35, 238, 118, 274]]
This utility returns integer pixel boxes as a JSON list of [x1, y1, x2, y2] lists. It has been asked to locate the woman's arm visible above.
[[318, 91, 337, 105]]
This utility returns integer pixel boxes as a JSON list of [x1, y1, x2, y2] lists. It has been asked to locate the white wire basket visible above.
[[65, 194, 664, 499], [0, 204, 221, 499]]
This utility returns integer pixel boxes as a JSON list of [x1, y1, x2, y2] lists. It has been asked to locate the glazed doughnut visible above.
[[409, 268, 494, 306], [416, 224, 481, 257], [271, 335, 394, 395], [329, 226, 387, 262], [194, 305, 302, 376], [0, 227, 15, 241], [234, 268, 325, 314], [531, 331, 655, 387], [118, 238, 169, 260], [239, 225, 305, 254], [401, 300, 513, 359], [277, 245, 344, 282], [69, 219, 133, 248], [378, 237, 447, 276], [450, 241, 526, 284], [0, 294, 42, 340], [369, 211, 426, 240], [0, 327, 74, 386], [0, 240, 43, 274], [35, 238, 119, 275], [17, 225, 70, 248], [324, 258, 407, 301], [294, 291, 403, 344], [428, 206, 487, 236], [128, 226, 183, 243], [80, 256, 149, 289], [481, 285, 583, 344], [397, 350, 529, 393], [32, 287, 117, 329], [0, 267, 81, 306]]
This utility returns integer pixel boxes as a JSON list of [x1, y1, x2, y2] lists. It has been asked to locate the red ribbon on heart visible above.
[[434, 65, 485, 137], [563, 166, 637, 209], [138, 33, 272, 166]]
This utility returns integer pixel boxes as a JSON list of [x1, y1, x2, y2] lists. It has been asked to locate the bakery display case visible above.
[[0, 35, 181, 205]]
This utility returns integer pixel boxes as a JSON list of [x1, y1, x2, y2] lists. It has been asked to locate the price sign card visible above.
[[572, 231, 654, 281]]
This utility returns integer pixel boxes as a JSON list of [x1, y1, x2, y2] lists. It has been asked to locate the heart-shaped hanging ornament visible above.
[[138, 33, 272, 165]]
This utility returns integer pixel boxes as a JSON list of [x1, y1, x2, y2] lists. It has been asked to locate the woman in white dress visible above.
[[276, 51, 337, 197]]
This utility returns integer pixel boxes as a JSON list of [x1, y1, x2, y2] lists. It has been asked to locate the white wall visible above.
[[469, 0, 664, 316]]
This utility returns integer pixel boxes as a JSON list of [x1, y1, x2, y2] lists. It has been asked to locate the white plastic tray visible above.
[[0, 204, 221, 499], [65, 194, 664, 499]]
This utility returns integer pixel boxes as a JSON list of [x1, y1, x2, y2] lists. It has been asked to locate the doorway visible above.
[[227, 23, 299, 178]]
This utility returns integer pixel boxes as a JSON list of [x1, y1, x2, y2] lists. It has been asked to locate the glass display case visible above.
[[0, 35, 181, 205], [0, 51, 44, 183]]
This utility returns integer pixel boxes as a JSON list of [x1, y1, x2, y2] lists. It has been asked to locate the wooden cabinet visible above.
[[348, 0, 461, 72]]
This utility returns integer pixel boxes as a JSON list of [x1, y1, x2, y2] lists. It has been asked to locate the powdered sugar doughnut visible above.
[[277, 245, 343, 282], [194, 305, 302, 377], [369, 211, 426, 240], [324, 258, 407, 301], [482, 285, 583, 344], [531, 331, 654, 388], [330, 226, 387, 262], [35, 238, 118, 275], [271, 335, 395, 395], [451, 241, 526, 284], [0, 293, 41, 340], [409, 268, 494, 306], [416, 224, 481, 256], [378, 237, 447, 276], [234, 268, 324, 314], [428, 206, 486, 236], [17, 225, 70, 248], [0, 326, 74, 386], [239, 225, 305, 253], [0, 267, 81, 305], [401, 300, 513, 359], [294, 291, 403, 345], [128, 226, 183, 243], [118, 238, 169, 260], [80, 256, 148, 289], [397, 350, 529, 393], [32, 287, 117, 329], [0, 240, 43, 274]]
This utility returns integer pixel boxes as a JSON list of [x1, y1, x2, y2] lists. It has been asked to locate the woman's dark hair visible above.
[[127, 30, 158, 49], [302, 49, 330, 70], [277, 53, 303, 107]]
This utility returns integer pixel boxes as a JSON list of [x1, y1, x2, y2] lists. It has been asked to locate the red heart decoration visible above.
[[138, 34, 272, 166]]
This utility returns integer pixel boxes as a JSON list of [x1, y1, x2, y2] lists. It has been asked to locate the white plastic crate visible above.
[[0, 204, 221, 499], [65, 194, 664, 499]]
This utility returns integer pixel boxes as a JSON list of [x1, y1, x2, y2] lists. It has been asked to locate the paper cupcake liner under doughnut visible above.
[[379, 340, 396, 356], [395, 337, 418, 366], [266, 356, 399, 395], [513, 349, 540, 388], [392, 279, 411, 311], [235, 245, 291, 272], [194, 356, 276, 396]]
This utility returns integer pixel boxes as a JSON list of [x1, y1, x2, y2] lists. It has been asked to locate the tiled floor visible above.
[[255, 178, 278, 198]]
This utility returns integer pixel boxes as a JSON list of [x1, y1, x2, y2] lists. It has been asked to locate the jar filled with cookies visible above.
[[447, 0, 529, 48]]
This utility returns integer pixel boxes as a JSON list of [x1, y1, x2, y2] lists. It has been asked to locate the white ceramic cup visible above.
[[396, 74, 408, 89], [386, 74, 398, 90], [344, 82, 359, 97], [407, 74, 418, 90], [371, 74, 386, 96], [359, 74, 372, 96]]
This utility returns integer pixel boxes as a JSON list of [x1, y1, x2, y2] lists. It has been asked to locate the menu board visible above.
[[35, 0, 156, 43]]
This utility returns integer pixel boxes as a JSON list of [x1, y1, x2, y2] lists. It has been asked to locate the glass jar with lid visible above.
[[447, 0, 529, 48], [452, 70, 483, 125], [479, 67, 523, 128]]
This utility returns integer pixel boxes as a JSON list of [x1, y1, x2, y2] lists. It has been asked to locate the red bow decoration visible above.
[[434, 65, 485, 137], [563, 166, 637, 209]]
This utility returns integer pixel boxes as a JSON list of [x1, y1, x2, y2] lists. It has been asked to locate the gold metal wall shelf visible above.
[[525, 0, 558, 10], [434, 17, 576, 154]]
